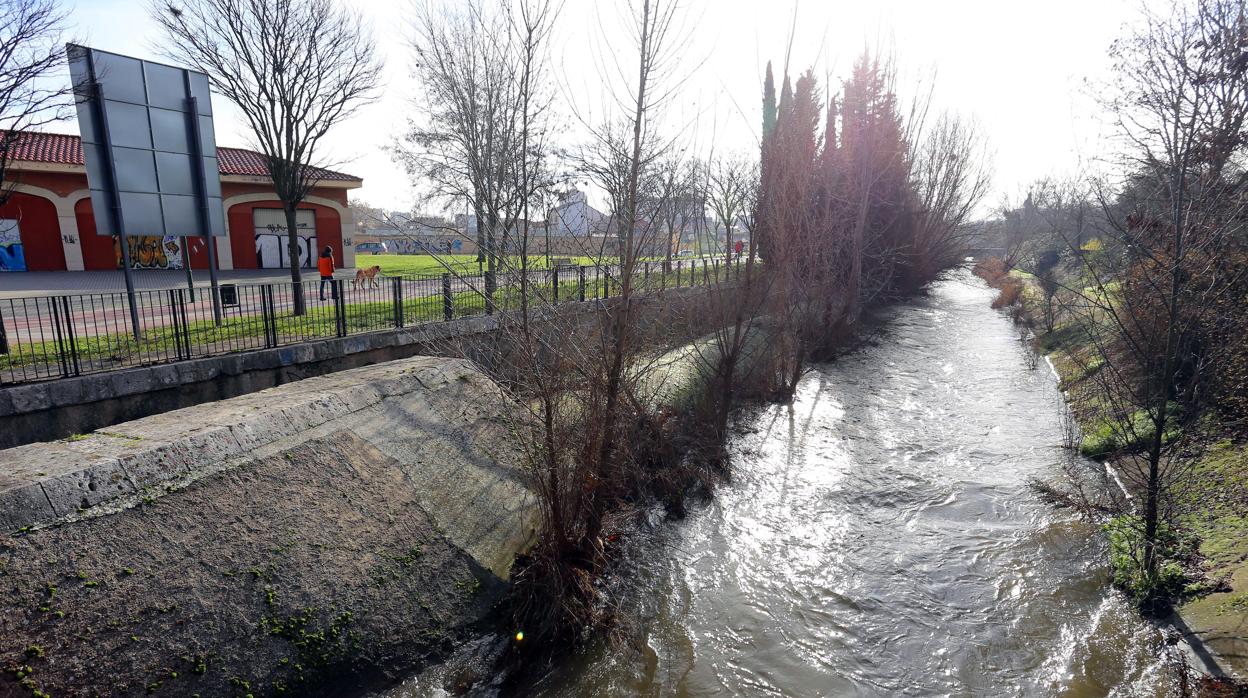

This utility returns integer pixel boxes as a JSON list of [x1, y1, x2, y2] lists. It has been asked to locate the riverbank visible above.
[[411, 269, 1187, 696], [0, 357, 538, 697], [977, 261, 1248, 682]]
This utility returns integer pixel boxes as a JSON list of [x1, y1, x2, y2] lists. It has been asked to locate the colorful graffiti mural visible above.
[[0, 219, 25, 272], [113, 235, 185, 270]]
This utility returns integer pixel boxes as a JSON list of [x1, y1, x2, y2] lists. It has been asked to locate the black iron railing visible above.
[[0, 257, 737, 385]]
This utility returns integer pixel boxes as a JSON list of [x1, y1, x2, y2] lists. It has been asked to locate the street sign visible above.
[[67, 44, 226, 238], [67, 44, 225, 331]]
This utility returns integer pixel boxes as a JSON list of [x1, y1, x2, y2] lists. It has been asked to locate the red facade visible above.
[[0, 192, 65, 271], [2, 132, 359, 273]]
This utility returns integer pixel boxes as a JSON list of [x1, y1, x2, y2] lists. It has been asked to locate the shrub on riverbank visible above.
[[1104, 515, 1195, 610], [972, 258, 1026, 312]]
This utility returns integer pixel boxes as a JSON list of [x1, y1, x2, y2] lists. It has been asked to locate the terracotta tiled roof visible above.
[[5, 131, 361, 182]]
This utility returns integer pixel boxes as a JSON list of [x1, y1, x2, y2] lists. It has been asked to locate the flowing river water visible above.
[[394, 270, 1177, 697]]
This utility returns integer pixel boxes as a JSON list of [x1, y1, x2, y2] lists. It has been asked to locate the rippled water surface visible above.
[[529, 272, 1171, 697], [387, 271, 1174, 697]]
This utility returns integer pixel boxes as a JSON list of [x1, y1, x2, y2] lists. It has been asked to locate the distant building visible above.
[[0, 131, 362, 272], [547, 189, 608, 238], [352, 211, 473, 255]]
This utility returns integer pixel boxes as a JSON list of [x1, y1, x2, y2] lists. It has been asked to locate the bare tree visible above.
[[153, 0, 382, 315], [707, 155, 752, 263], [396, 0, 559, 309], [654, 155, 693, 268], [0, 0, 69, 205], [908, 113, 992, 281], [1037, 0, 1248, 607]]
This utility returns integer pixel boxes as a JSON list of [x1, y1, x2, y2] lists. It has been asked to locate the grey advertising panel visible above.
[[67, 44, 226, 237]]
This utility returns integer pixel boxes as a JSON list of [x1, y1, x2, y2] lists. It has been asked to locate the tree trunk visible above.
[[484, 212, 498, 313], [285, 205, 306, 316]]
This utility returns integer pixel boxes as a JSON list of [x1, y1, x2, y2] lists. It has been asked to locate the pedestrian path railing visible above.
[[0, 257, 736, 385]]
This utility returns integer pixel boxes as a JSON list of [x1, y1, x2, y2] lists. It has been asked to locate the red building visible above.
[[0, 132, 362, 273]]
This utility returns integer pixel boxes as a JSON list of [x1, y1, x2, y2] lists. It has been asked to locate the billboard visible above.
[[67, 44, 226, 239]]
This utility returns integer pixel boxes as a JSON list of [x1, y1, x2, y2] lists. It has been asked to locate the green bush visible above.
[[1080, 403, 1182, 458], [1104, 515, 1194, 610]]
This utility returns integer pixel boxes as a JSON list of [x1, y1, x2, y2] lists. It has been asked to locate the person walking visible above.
[[318, 246, 337, 301]]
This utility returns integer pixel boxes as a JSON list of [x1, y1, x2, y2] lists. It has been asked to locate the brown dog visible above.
[[352, 265, 382, 289]]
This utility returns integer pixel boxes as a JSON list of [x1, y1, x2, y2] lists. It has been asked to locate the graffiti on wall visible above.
[[113, 235, 184, 270], [254, 209, 317, 269], [0, 219, 24, 272], [380, 238, 464, 255]]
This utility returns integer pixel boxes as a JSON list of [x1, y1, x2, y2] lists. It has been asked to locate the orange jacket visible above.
[[317, 255, 335, 277]]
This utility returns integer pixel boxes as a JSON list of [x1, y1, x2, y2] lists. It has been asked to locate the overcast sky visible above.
[[56, 0, 1136, 217]]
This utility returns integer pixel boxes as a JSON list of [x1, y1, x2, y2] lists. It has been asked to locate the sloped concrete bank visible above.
[[0, 356, 541, 697]]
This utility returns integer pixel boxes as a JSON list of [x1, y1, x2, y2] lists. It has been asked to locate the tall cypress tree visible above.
[[762, 61, 777, 140]]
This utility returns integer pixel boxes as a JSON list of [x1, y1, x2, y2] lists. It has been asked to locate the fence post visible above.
[[59, 297, 81, 376], [703, 259, 710, 285], [166, 289, 184, 361], [49, 297, 73, 377], [644, 261, 650, 287], [333, 280, 347, 337], [177, 289, 192, 360], [392, 276, 404, 328], [0, 304, 8, 355], [485, 270, 495, 315], [261, 284, 277, 348], [552, 266, 560, 304], [578, 267, 586, 302], [676, 260, 682, 287], [442, 273, 453, 321]]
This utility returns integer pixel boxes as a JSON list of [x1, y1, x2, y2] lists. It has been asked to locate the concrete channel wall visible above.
[[0, 288, 759, 697], [0, 356, 542, 696]]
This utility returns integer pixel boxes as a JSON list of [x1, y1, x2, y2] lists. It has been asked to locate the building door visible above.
[[253, 209, 316, 269], [0, 193, 66, 272]]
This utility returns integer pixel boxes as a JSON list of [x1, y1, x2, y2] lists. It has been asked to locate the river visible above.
[[395, 270, 1176, 697]]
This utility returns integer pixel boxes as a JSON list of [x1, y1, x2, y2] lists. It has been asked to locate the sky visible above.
[[53, 0, 1137, 218]]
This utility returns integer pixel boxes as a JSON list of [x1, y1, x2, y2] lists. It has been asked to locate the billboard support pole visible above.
[[116, 231, 140, 340], [205, 233, 221, 325], [186, 83, 222, 325], [81, 48, 142, 341]]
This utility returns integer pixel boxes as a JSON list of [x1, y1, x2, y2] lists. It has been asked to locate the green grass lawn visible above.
[[363, 254, 623, 277]]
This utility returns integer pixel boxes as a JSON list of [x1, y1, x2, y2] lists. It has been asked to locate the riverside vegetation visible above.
[[968, 2, 1248, 691], [390, 2, 989, 692]]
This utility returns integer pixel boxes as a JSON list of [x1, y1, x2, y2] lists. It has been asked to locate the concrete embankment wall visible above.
[[0, 357, 541, 697], [0, 288, 763, 697], [0, 288, 720, 450]]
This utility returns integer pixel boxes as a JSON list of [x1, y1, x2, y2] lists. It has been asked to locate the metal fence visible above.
[[0, 257, 734, 385]]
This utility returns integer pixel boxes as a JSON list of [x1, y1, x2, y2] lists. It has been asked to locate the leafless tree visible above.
[[0, 0, 69, 205], [908, 113, 993, 280], [1038, 0, 1248, 605], [654, 156, 697, 268], [153, 0, 382, 315], [396, 0, 559, 310], [578, 0, 693, 533], [707, 155, 752, 263]]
